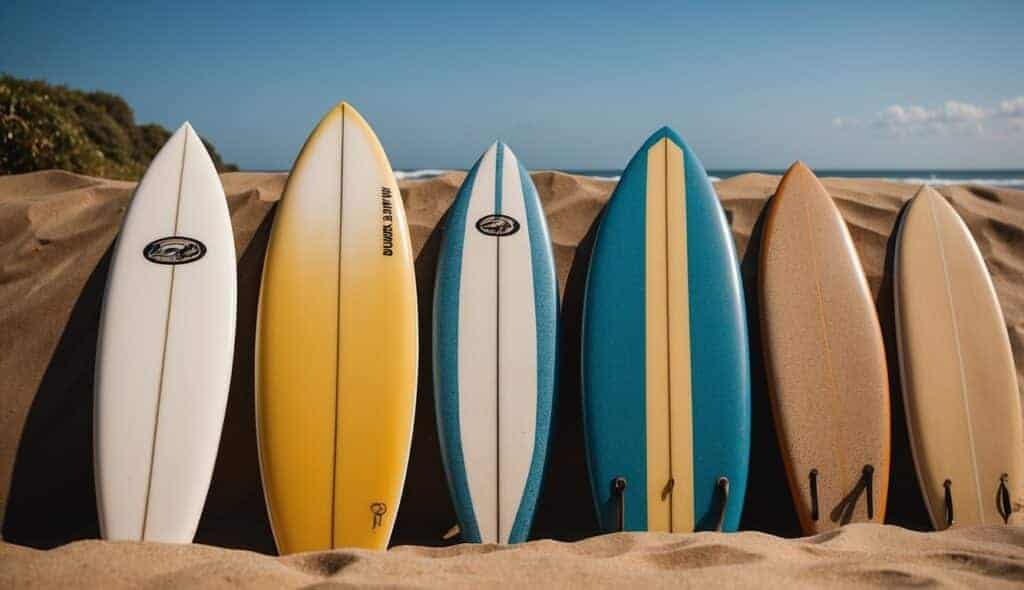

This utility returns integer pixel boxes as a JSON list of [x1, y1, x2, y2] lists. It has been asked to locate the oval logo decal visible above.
[[475, 214, 520, 237], [143, 236, 207, 265]]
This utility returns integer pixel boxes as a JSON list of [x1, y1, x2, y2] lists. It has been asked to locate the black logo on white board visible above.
[[143, 236, 207, 265], [476, 214, 520, 237]]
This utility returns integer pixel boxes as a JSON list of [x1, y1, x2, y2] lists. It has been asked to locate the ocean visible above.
[[394, 169, 1024, 190]]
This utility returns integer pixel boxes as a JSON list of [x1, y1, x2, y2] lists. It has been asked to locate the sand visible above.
[[3, 525, 1024, 588], [1, 169, 1022, 586]]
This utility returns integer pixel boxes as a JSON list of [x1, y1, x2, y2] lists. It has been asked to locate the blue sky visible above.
[[2, 1, 1022, 170]]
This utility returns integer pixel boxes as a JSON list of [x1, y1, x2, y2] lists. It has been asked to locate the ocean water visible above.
[[568, 169, 1024, 189], [395, 169, 1024, 190], [393, 169, 451, 180]]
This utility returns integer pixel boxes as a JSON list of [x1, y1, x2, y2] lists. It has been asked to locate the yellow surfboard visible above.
[[256, 103, 418, 553]]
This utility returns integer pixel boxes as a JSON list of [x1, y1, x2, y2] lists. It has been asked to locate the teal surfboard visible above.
[[582, 127, 749, 533]]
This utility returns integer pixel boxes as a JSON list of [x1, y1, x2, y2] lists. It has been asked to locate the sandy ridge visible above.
[[0, 169, 1022, 586], [2, 525, 1024, 588]]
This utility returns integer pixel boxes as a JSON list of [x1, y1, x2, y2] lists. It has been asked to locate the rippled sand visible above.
[[1, 169, 1022, 587]]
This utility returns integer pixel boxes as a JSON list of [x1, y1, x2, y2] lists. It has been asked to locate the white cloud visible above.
[[835, 97, 1024, 136], [832, 116, 863, 129], [997, 96, 1024, 117], [941, 100, 987, 121]]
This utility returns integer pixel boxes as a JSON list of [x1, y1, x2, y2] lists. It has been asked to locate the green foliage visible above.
[[0, 75, 238, 179], [136, 123, 172, 163]]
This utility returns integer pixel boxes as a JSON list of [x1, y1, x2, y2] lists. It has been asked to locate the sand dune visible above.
[[3, 525, 1024, 588], [1, 169, 1022, 586]]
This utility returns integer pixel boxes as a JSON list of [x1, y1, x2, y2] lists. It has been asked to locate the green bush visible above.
[[0, 75, 238, 179]]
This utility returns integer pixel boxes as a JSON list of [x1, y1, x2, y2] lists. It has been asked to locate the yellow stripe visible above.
[[645, 138, 671, 531], [644, 138, 694, 532], [666, 141, 693, 532]]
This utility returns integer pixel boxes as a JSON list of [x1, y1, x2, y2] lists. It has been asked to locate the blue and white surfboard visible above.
[[433, 142, 558, 544], [582, 127, 750, 533]]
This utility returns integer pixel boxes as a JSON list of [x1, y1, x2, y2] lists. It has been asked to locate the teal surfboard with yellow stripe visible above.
[[582, 127, 749, 533]]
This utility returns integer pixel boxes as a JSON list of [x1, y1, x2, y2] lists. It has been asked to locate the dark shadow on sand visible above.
[[3, 247, 112, 547], [193, 206, 277, 553], [391, 212, 460, 547], [531, 210, 604, 541], [737, 194, 803, 537], [877, 201, 932, 531]]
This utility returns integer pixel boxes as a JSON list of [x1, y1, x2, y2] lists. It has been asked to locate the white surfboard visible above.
[[94, 122, 237, 542], [434, 142, 557, 544]]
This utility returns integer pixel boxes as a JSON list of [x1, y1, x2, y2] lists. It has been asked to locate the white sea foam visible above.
[[393, 170, 1021, 189], [550, 173, 722, 183], [886, 177, 1024, 187], [394, 169, 451, 180]]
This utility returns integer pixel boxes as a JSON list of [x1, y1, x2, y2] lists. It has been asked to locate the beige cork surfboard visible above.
[[759, 161, 891, 535], [894, 185, 1023, 529]]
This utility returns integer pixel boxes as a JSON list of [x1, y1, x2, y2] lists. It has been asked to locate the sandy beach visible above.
[[3, 525, 1024, 588], [1, 170, 1022, 587]]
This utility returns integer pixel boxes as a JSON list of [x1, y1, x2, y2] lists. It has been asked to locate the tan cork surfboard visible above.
[[759, 161, 891, 535], [894, 185, 1023, 529]]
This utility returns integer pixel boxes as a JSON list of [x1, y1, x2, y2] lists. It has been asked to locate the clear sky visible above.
[[2, 1, 1022, 170]]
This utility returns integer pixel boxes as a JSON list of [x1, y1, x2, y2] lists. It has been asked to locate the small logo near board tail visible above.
[[370, 502, 387, 529]]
